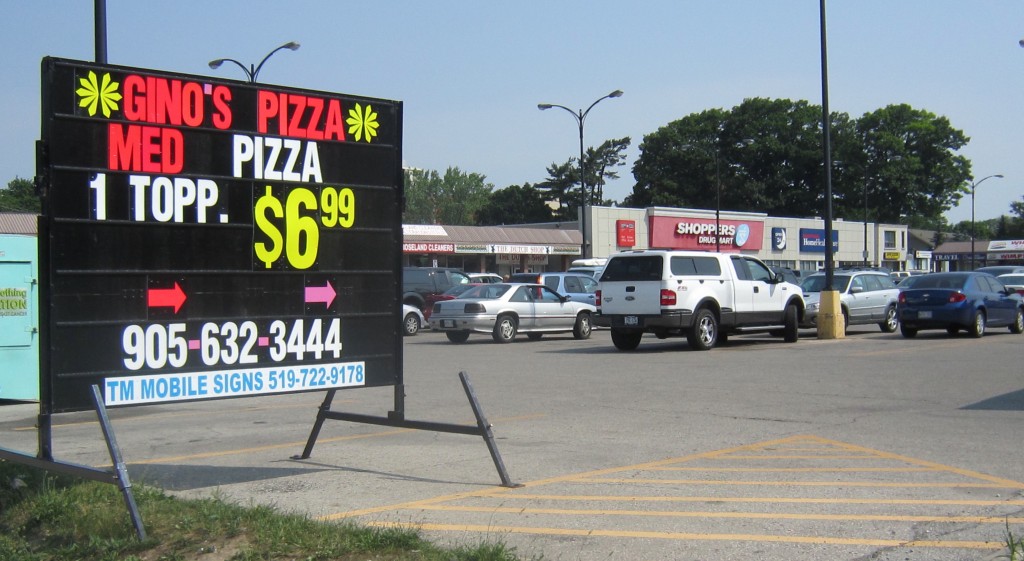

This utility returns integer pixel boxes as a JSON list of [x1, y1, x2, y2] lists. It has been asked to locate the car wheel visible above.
[[967, 310, 986, 338], [403, 312, 420, 336], [783, 304, 800, 343], [946, 326, 959, 336], [900, 325, 918, 338], [879, 306, 898, 333], [841, 307, 850, 331], [493, 314, 517, 343], [526, 333, 544, 341], [1010, 308, 1024, 334], [687, 308, 718, 351], [446, 331, 470, 343], [573, 312, 592, 340], [610, 329, 642, 351]]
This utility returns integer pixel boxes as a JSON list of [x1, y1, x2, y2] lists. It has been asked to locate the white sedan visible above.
[[429, 283, 595, 343]]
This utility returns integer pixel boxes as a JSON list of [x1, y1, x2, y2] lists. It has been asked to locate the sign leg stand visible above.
[[90, 385, 146, 540]]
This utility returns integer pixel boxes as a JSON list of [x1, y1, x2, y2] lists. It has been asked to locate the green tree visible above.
[[626, 99, 970, 226], [475, 183, 553, 225], [403, 167, 492, 225], [539, 137, 631, 220], [0, 177, 40, 213], [847, 104, 971, 224]]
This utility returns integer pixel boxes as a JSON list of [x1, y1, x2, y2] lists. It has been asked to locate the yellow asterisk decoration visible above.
[[346, 103, 379, 142], [76, 71, 122, 118]]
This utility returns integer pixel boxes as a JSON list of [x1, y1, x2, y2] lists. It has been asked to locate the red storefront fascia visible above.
[[649, 215, 765, 251]]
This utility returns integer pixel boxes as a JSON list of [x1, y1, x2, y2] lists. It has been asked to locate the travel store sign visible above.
[[649, 216, 765, 251], [39, 58, 402, 412]]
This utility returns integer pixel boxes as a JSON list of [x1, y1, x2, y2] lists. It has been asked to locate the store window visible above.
[[884, 230, 897, 250]]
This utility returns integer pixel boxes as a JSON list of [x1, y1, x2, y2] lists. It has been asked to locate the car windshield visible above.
[[911, 275, 966, 290], [801, 275, 851, 293], [461, 284, 511, 299]]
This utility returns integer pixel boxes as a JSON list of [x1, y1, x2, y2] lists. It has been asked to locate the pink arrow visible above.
[[305, 281, 336, 308], [148, 282, 187, 314]]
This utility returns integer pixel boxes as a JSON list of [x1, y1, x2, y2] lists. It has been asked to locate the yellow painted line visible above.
[[364, 521, 1002, 549], [576, 478, 1015, 489], [320, 434, 822, 520], [803, 435, 1024, 489], [495, 494, 1024, 507], [717, 454, 879, 459], [650, 466, 941, 473], [411, 504, 1024, 524], [320, 434, 1024, 521]]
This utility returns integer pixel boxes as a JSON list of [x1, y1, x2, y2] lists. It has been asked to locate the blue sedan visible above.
[[897, 272, 1024, 338]]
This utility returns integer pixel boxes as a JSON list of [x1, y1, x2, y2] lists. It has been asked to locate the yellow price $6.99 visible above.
[[254, 185, 355, 269]]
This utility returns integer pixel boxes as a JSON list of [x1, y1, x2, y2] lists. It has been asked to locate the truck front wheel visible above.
[[687, 308, 718, 351], [783, 304, 800, 343]]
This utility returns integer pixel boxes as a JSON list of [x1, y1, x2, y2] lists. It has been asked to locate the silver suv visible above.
[[507, 272, 598, 307], [800, 269, 900, 332]]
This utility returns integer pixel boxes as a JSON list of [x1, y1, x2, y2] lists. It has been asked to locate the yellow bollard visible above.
[[815, 290, 845, 339]]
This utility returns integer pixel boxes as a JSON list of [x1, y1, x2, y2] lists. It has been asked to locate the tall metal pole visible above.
[[820, 0, 834, 290], [863, 180, 869, 266], [970, 174, 1004, 270], [538, 90, 623, 259], [94, 0, 107, 64]]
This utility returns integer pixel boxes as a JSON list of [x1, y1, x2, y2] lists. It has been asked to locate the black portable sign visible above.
[[38, 58, 403, 413]]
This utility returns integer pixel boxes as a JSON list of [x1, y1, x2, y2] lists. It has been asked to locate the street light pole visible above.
[[209, 41, 301, 83], [863, 179, 869, 267], [969, 173, 1004, 270], [538, 90, 623, 259]]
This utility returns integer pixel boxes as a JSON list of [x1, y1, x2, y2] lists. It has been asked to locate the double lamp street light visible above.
[[209, 41, 301, 83], [538, 90, 623, 259]]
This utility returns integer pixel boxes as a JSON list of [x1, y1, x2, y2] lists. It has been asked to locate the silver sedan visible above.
[[429, 283, 595, 343]]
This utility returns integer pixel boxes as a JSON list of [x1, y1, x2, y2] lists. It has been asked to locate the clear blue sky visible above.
[[3, 1, 1022, 225]]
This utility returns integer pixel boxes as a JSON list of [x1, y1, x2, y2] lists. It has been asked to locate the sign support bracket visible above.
[[0, 385, 146, 540], [294, 371, 519, 488]]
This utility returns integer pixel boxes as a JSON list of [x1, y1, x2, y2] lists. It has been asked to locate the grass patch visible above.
[[0, 460, 532, 561]]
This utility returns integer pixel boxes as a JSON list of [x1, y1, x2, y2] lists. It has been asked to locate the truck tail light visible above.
[[660, 289, 676, 306], [595, 289, 602, 309]]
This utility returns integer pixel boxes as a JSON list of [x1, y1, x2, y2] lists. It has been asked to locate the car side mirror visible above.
[[850, 286, 864, 294]]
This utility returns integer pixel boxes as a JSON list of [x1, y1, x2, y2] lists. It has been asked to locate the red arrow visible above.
[[305, 281, 336, 308], [148, 282, 186, 313]]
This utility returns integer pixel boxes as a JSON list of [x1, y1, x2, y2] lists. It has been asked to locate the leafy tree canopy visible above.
[[539, 137, 630, 220], [0, 177, 40, 213], [476, 183, 553, 225], [624, 98, 972, 227], [403, 167, 493, 225]]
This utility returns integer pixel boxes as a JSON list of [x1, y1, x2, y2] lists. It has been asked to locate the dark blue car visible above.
[[897, 272, 1024, 338]]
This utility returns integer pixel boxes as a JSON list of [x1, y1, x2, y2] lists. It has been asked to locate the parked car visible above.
[[507, 272, 598, 307], [897, 274, 927, 290], [800, 269, 901, 332], [976, 265, 1024, 277], [897, 272, 1024, 338], [429, 283, 595, 343], [424, 283, 484, 317], [467, 273, 503, 284], [402, 267, 471, 314], [402, 304, 425, 336], [998, 274, 1024, 296]]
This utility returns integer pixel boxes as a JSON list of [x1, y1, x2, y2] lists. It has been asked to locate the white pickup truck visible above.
[[594, 250, 805, 351]]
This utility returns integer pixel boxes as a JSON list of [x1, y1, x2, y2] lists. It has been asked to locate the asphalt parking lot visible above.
[[2, 324, 1023, 560]]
